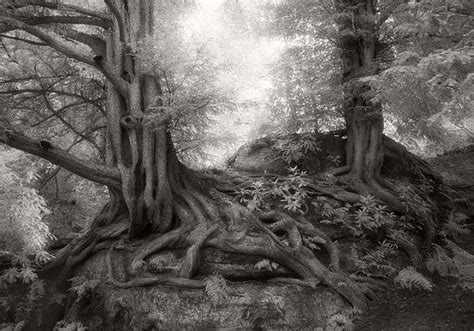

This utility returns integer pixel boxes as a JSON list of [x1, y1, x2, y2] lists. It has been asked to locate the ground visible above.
[[355, 145, 474, 330]]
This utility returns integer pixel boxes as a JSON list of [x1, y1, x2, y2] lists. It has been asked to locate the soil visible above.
[[355, 145, 474, 331]]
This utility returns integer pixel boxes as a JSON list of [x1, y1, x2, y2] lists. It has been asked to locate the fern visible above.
[[54, 320, 87, 331], [204, 274, 230, 304], [394, 267, 434, 291], [327, 308, 361, 331], [69, 277, 100, 303], [14, 280, 45, 323], [440, 212, 470, 241], [354, 240, 398, 278], [426, 241, 474, 291]]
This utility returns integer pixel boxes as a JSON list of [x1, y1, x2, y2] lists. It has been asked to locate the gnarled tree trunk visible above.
[[333, 0, 405, 211]]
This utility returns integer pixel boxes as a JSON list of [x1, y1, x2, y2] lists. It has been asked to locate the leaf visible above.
[[204, 274, 230, 304], [3, 268, 20, 283], [394, 267, 434, 291], [20, 267, 37, 284]]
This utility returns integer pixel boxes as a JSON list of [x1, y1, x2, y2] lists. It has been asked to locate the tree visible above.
[[330, 0, 404, 208], [0, 1, 374, 328]]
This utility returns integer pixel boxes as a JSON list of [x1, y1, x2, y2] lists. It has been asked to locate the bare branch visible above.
[[0, 15, 111, 33], [4, 0, 111, 21], [0, 14, 95, 66], [1, 128, 121, 189]]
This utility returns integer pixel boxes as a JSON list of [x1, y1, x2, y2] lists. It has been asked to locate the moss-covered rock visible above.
[[72, 249, 353, 330]]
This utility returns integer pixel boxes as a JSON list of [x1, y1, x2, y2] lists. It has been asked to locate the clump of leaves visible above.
[[269, 167, 312, 214], [0, 148, 53, 254], [273, 133, 321, 164], [353, 196, 396, 235], [236, 180, 267, 211], [0, 251, 51, 325], [204, 274, 231, 304], [236, 166, 312, 214], [327, 308, 362, 331], [394, 267, 434, 291], [69, 276, 100, 303], [326, 154, 341, 167], [354, 240, 399, 278], [316, 195, 395, 238]]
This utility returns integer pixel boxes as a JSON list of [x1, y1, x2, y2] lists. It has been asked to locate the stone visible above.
[[73, 249, 353, 330]]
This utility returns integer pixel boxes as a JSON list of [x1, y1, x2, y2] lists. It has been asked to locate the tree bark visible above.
[[334, 0, 404, 210]]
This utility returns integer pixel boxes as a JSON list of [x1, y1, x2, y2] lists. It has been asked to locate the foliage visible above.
[[439, 211, 470, 241], [53, 320, 87, 331], [0, 148, 53, 254], [0, 38, 106, 160], [267, 0, 344, 133], [426, 241, 474, 292], [236, 166, 312, 214], [267, 0, 473, 155], [363, 47, 474, 155], [0, 148, 55, 327], [354, 240, 399, 278], [0, 251, 51, 326], [204, 274, 231, 305], [316, 195, 395, 238], [69, 276, 100, 303], [273, 133, 321, 164], [135, 3, 248, 167], [394, 267, 434, 291], [398, 182, 433, 219], [327, 308, 362, 331]]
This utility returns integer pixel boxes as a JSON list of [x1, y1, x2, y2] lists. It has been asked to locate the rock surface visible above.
[[74, 249, 352, 330], [227, 130, 438, 180]]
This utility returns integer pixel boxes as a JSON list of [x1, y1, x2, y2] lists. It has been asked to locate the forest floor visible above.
[[355, 144, 474, 331]]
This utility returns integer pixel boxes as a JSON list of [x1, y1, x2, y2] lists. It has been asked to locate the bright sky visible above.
[[184, 0, 284, 166]]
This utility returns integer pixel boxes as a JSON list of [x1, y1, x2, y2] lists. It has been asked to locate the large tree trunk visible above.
[[100, 0, 183, 237], [333, 0, 404, 210]]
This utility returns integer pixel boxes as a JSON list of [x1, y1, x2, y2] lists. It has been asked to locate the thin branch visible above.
[[0, 32, 47, 45]]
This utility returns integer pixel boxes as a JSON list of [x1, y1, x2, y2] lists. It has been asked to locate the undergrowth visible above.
[[237, 165, 472, 295]]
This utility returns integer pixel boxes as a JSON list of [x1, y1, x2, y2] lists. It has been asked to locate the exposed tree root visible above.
[[37, 146, 443, 328], [107, 245, 205, 289], [79, 188, 369, 310], [390, 231, 422, 264], [43, 215, 129, 283]]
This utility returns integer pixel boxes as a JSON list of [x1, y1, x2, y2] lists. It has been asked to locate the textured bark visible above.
[[333, 0, 406, 211]]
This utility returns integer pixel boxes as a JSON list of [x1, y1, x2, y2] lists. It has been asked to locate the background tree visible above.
[[268, 0, 473, 153]]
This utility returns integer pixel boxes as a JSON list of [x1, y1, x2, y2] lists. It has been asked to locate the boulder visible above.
[[72, 249, 353, 330], [227, 131, 438, 180]]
